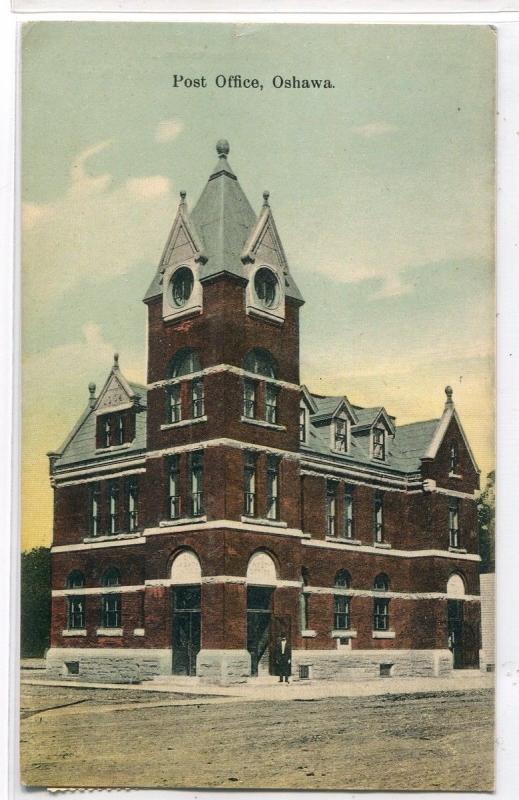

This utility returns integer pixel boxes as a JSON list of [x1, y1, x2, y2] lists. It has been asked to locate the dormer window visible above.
[[372, 427, 385, 460], [98, 413, 126, 449], [299, 406, 307, 443], [334, 417, 347, 453]]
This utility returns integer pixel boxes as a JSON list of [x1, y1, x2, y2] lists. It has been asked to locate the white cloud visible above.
[[22, 141, 177, 307], [351, 121, 399, 138], [155, 119, 184, 143]]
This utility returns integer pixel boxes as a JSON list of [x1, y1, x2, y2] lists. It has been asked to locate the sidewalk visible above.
[[21, 669, 494, 702]]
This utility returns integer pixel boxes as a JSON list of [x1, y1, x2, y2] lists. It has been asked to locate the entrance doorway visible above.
[[247, 585, 273, 676], [172, 584, 201, 676], [447, 599, 464, 669]]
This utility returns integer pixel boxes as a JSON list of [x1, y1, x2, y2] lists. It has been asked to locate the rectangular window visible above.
[[67, 597, 85, 630], [374, 598, 389, 631], [191, 379, 204, 419], [326, 480, 337, 536], [102, 594, 121, 628], [300, 592, 309, 630], [266, 455, 280, 520], [168, 455, 181, 519], [265, 384, 278, 424], [89, 483, 100, 536], [344, 486, 354, 539], [126, 476, 138, 532], [373, 428, 385, 460], [243, 451, 257, 517], [189, 451, 204, 517], [108, 481, 119, 535], [243, 380, 257, 419], [167, 384, 181, 423], [449, 442, 460, 474], [334, 418, 347, 452], [374, 491, 384, 543], [449, 498, 460, 548], [334, 595, 350, 630], [299, 406, 307, 443]]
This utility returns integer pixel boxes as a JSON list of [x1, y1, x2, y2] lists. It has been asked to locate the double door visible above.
[[172, 585, 201, 676]]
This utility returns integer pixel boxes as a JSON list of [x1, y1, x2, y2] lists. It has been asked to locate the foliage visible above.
[[477, 471, 495, 573], [21, 547, 51, 658]]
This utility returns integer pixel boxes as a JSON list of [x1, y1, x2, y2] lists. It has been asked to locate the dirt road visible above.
[[20, 683, 494, 791]]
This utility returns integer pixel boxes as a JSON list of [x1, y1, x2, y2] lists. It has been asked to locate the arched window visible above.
[[168, 348, 201, 378], [335, 569, 351, 588], [170, 550, 202, 585], [246, 551, 277, 586], [66, 570, 85, 589], [101, 566, 121, 587], [447, 572, 466, 598], [243, 349, 277, 379], [374, 573, 389, 591]]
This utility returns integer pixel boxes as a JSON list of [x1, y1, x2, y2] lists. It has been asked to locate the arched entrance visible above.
[[246, 552, 277, 676], [170, 551, 201, 676], [447, 573, 466, 669]]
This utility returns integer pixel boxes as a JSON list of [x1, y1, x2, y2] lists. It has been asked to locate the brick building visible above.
[[46, 140, 482, 684]]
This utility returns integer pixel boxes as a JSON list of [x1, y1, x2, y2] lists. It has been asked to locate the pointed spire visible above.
[[209, 139, 236, 181], [445, 385, 454, 408], [263, 190, 270, 207], [216, 139, 230, 158], [113, 352, 120, 371], [88, 382, 97, 409]]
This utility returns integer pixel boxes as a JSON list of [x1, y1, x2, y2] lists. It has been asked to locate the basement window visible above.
[[299, 664, 311, 680], [65, 661, 80, 676], [380, 663, 393, 678]]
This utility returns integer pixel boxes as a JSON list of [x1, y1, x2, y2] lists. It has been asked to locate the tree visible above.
[[478, 470, 495, 574], [21, 547, 51, 658]]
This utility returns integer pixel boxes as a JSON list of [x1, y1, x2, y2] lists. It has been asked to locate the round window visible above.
[[254, 268, 279, 309], [171, 267, 194, 307]]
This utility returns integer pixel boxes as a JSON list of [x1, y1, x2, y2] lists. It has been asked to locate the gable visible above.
[[421, 409, 480, 491], [159, 210, 205, 271], [241, 207, 288, 271], [96, 373, 134, 413]]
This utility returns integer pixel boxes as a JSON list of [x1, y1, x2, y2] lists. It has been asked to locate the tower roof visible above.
[[144, 140, 303, 303]]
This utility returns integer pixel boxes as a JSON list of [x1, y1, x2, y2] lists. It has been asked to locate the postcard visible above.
[[20, 22, 495, 790]]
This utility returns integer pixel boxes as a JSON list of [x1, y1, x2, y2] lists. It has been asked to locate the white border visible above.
[[3, 9, 519, 800]]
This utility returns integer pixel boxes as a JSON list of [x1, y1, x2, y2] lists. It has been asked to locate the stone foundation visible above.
[[196, 649, 251, 685], [291, 649, 453, 681], [45, 648, 171, 683]]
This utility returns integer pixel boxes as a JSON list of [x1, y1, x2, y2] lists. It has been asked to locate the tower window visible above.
[[243, 380, 257, 419], [167, 384, 181, 423], [191, 378, 205, 419], [168, 348, 201, 378], [125, 476, 139, 532], [265, 384, 278, 424], [266, 455, 280, 520], [243, 451, 257, 517], [243, 349, 277, 379], [168, 455, 181, 519], [254, 268, 279, 309], [170, 267, 194, 308], [449, 498, 460, 548], [189, 451, 204, 517], [373, 427, 385, 460]]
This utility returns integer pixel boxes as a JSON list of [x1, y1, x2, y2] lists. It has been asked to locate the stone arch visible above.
[[170, 549, 202, 585], [246, 550, 278, 586], [447, 572, 466, 598]]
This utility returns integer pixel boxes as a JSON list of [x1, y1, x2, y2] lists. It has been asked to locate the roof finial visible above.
[[445, 385, 454, 407], [179, 190, 186, 207], [113, 352, 119, 371], [216, 139, 230, 158], [88, 382, 96, 409], [263, 190, 270, 207]]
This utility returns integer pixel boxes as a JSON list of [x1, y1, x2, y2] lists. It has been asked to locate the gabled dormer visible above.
[[299, 385, 318, 444], [351, 406, 396, 462], [158, 191, 206, 322], [94, 354, 145, 451], [311, 395, 358, 455]]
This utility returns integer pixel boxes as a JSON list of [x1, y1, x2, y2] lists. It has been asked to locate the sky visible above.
[[21, 23, 495, 551]]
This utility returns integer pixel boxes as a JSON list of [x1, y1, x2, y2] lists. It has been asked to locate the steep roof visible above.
[[144, 140, 303, 303]]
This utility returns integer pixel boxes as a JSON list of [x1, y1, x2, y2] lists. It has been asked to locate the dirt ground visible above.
[[20, 683, 494, 791]]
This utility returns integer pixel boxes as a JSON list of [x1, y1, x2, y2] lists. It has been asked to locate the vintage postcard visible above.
[[20, 22, 495, 791]]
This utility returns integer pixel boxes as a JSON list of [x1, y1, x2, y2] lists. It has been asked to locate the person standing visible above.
[[275, 635, 291, 683]]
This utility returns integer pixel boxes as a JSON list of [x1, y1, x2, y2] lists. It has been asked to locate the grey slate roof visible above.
[[144, 144, 303, 303]]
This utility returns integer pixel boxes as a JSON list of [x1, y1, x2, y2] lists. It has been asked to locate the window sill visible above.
[[301, 629, 317, 638], [373, 541, 392, 549], [159, 515, 207, 527], [96, 628, 123, 637], [84, 532, 142, 544], [372, 630, 396, 639], [448, 546, 467, 554], [325, 537, 362, 546], [332, 629, 357, 638], [240, 416, 286, 431], [95, 442, 133, 454], [161, 416, 208, 430], [449, 472, 463, 480], [240, 515, 287, 528], [62, 629, 87, 637], [133, 628, 145, 637]]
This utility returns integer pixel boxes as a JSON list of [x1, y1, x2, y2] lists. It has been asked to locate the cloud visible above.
[[155, 119, 184, 143], [351, 121, 399, 138], [22, 141, 177, 308]]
